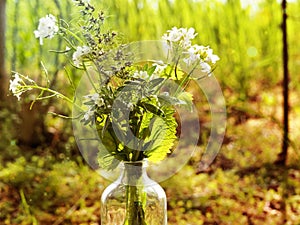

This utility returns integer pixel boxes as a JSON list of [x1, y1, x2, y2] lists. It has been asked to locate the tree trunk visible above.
[[0, 0, 7, 101], [277, 1, 289, 224], [276, 0, 289, 166]]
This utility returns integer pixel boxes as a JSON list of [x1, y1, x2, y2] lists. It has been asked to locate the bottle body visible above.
[[101, 161, 167, 225]]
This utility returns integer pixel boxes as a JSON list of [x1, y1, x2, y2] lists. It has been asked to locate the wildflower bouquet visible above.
[[10, 0, 219, 169], [9, 1, 220, 224]]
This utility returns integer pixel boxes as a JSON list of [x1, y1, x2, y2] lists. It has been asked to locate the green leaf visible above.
[[96, 122, 124, 170], [97, 150, 120, 171], [124, 80, 142, 86], [147, 65, 157, 75], [120, 81, 142, 92], [148, 78, 165, 90], [164, 64, 185, 80], [142, 64, 149, 71], [140, 102, 165, 117], [139, 112, 154, 139], [143, 106, 177, 162], [158, 94, 182, 105], [101, 115, 110, 138]]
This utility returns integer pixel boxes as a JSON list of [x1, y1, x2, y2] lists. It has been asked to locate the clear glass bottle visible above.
[[101, 160, 167, 225]]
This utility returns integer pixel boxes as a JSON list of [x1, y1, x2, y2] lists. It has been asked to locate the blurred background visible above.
[[0, 0, 300, 224]]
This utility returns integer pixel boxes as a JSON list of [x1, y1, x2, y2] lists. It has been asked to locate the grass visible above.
[[1, 151, 300, 224], [1, 82, 300, 224]]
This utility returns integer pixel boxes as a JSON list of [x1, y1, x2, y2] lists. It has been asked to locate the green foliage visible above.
[[143, 107, 177, 162], [95, 0, 295, 99], [0, 155, 105, 224], [0, 105, 21, 162], [6, 0, 300, 99]]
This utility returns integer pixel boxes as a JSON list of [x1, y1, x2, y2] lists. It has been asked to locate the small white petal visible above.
[[200, 62, 211, 73]]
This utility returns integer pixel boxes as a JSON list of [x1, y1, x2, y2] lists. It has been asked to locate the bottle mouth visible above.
[[121, 159, 148, 168]]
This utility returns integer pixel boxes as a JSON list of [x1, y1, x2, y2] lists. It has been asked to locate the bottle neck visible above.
[[120, 161, 149, 186]]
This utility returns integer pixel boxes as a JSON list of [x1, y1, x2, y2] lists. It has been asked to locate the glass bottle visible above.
[[101, 160, 167, 225]]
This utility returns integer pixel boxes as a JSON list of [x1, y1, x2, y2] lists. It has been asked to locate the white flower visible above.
[[200, 62, 212, 74], [9, 74, 35, 100], [84, 93, 104, 107], [133, 69, 163, 81], [153, 62, 167, 75], [193, 45, 219, 64], [72, 46, 91, 67], [9, 74, 23, 100], [162, 27, 183, 43], [83, 107, 95, 121], [133, 70, 149, 80], [181, 27, 197, 48], [162, 27, 197, 48], [183, 46, 200, 66], [183, 45, 220, 73], [204, 47, 220, 64], [184, 28, 197, 42], [34, 14, 58, 45]]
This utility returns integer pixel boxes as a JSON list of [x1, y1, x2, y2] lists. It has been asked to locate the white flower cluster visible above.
[[34, 14, 58, 45], [84, 93, 104, 107], [9, 74, 23, 100], [72, 46, 91, 67], [162, 27, 197, 48], [163, 26, 220, 74], [184, 45, 220, 73], [9, 73, 33, 100], [33, 14, 91, 67]]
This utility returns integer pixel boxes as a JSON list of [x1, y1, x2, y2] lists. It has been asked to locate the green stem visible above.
[[123, 165, 147, 225], [82, 62, 98, 92], [26, 85, 83, 110], [124, 185, 137, 225], [59, 26, 84, 46], [132, 114, 144, 162], [174, 63, 197, 96]]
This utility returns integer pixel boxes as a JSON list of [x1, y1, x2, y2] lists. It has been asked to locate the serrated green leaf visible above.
[[96, 122, 124, 170], [97, 149, 120, 171], [139, 112, 154, 139], [143, 107, 177, 162]]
